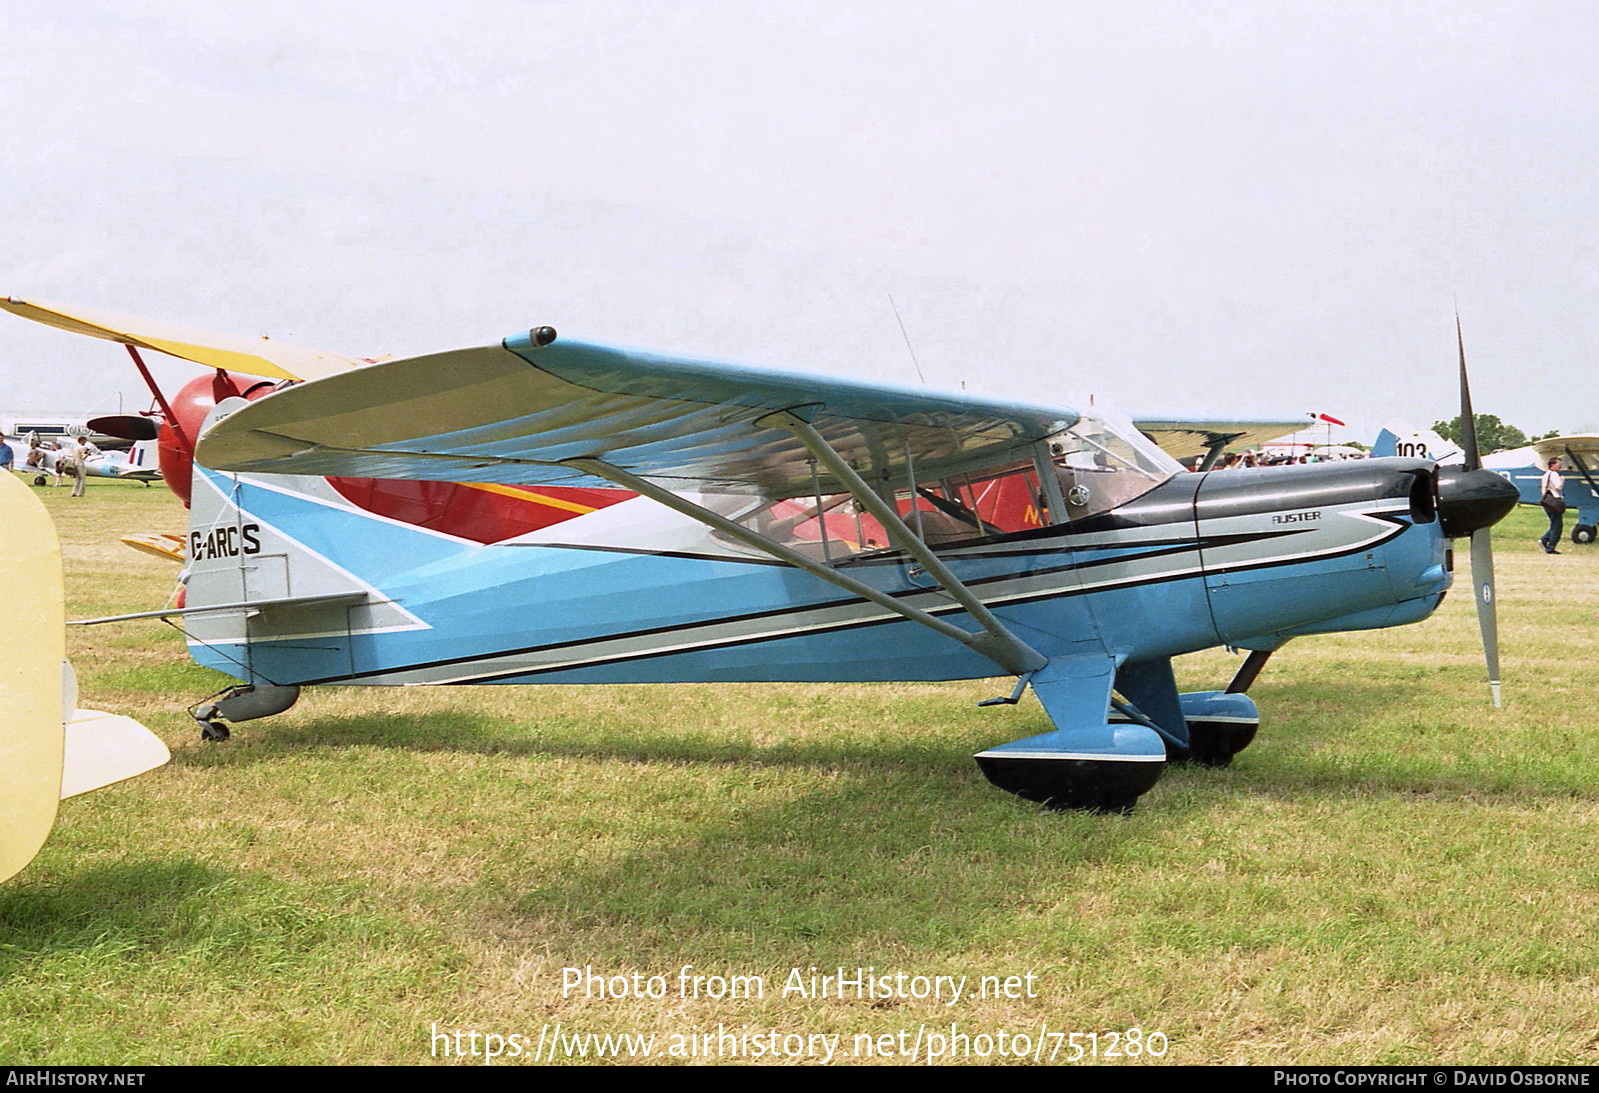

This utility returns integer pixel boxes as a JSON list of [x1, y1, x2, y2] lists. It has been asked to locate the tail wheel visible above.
[[1572, 524, 1595, 545]]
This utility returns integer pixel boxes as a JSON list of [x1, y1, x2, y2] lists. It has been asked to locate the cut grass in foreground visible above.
[[1, 485, 1596, 1064]]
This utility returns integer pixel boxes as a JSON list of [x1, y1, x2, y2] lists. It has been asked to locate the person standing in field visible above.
[[67, 434, 99, 498], [1539, 457, 1565, 554]]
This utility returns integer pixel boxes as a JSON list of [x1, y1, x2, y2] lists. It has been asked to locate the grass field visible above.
[[2, 479, 1596, 1065]]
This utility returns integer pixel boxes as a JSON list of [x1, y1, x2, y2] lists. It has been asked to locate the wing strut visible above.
[[562, 454, 1046, 678], [756, 410, 1045, 674], [1562, 446, 1599, 498]]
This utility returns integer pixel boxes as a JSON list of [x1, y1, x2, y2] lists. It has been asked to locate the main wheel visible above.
[[1572, 524, 1595, 545], [1184, 722, 1259, 767]]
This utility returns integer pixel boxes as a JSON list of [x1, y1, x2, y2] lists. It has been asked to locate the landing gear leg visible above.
[[1226, 650, 1273, 695], [192, 699, 232, 742]]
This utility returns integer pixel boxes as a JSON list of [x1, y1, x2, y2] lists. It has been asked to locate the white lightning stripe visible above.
[[188, 470, 430, 640]]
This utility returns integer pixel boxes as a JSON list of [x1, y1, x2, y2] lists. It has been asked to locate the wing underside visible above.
[[197, 333, 1081, 498], [1533, 434, 1599, 464], [1135, 418, 1315, 462]]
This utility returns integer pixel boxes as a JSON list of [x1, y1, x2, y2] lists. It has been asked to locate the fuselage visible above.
[[1484, 446, 1599, 529], [182, 457, 1455, 690], [11, 438, 161, 482]]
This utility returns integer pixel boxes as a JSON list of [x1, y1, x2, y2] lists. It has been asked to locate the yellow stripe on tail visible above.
[[458, 482, 600, 515]]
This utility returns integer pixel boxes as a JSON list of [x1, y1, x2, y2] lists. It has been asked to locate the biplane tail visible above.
[[1, 473, 169, 883]]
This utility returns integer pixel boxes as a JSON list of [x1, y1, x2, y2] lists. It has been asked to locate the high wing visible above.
[[1532, 434, 1599, 464], [0, 296, 362, 382], [1134, 417, 1314, 463], [0, 297, 1300, 487], [196, 333, 1082, 496]]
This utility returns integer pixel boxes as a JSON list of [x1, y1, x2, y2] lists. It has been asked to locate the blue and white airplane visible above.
[[9, 434, 162, 486], [3, 298, 1519, 812], [1374, 421, 1599, 544]]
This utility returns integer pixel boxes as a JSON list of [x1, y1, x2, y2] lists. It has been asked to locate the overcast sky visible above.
[[3, 0, 1595, 439]]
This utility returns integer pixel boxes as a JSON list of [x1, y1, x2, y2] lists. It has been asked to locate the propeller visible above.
[[1455, 314, 1501, 708]]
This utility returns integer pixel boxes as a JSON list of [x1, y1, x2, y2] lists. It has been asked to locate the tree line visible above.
[[1432, 414, 1561, 455]]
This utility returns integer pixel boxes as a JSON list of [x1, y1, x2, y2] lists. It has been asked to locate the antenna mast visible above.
[[887, 294, 927, 386]]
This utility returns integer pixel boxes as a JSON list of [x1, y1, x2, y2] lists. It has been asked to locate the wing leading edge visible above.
[[1532, 434, 1599, 464], [1134, 418, 1316, 463], [197, 332, 1081, 498], [2, 296, 1309, 492]]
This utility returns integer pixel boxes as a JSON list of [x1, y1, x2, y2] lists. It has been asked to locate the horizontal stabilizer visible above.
[[120, 533, 186, 563], [61, 710, 170, 799], [71, 590, 369, 626]]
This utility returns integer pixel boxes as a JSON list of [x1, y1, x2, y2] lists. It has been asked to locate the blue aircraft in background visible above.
[[1374, 422, 1599, 544]]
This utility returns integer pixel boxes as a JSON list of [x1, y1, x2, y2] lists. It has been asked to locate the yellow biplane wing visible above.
[[0, 296, 362, 382]]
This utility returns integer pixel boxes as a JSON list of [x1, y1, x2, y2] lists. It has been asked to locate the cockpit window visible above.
[[714, 462, 1048, 563], [1043, 411, 1181, 523], [713, 410, 1180, 562]]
